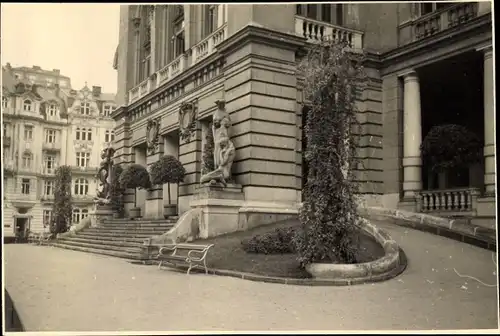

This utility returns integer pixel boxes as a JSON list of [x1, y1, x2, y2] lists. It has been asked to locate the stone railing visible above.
[[192, 24, 228, 66], [42, 142, 61, 151], [295, 16, 363, 50], [413, 2, 479, 41], [417, 187, 480, 215]]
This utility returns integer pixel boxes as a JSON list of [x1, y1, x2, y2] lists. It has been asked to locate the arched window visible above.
[[23, 99, 32, 112], [74, 178, 89, 195], [22, 152, 33, 168], [2, 96, 8, 109]]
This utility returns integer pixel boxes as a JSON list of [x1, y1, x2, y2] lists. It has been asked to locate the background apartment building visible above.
[[112, 3, 494, 229], [2, 64, 117, 237]]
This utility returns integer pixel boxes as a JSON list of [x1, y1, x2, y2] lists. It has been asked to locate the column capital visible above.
[[400, 70, 419, 83], [476, 44, 493, 58]]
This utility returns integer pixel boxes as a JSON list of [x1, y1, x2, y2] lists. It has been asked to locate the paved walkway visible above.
[[4, 221, 499, 332]]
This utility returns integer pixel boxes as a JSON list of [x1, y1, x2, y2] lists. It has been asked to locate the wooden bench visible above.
[[156, 243, 214, 275]]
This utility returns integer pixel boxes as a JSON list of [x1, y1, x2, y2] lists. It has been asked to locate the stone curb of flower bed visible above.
[[359, 207, 497, 251], [135, 218, 407, 286]]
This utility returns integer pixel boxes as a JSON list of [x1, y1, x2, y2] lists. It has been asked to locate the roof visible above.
[[2, 66, 17, 92], [11, 66, 70, 79]]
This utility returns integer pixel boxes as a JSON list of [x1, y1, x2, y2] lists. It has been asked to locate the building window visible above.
[[23, 99, 33, 112], [24, 125, 33, 140], [43, 210, 52, 228], [74, 178, 89, 195], [44, 155, 56, 173], [104, 130, 115, 143], [76, 127, 92, 141], [103, 105, 112, 116], [22, 152, 33, 168], [173, 15, 185, 59], [2, 96, 8, 109], [45, 129, 56, 143], [306, 4, 318, 19], [205, 5, 218, 36], [72, 208, 89, 224], [44, 180, 54, 195], [21, 178, 30, 194], [80, 101, 90, 115], [3, 122, 9, 136], [321, 4, 332, 23], [76, 152, 91, 167], [420, 2, 453, 16], [46, 78, 54, 86], [48, 104, 57, 117]]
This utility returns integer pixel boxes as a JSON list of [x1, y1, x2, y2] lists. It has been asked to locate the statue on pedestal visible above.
[[200, 100, 235, 187], [94, 146, 116, 206]]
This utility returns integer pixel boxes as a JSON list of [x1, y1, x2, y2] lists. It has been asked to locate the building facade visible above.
[[112, 3, 494, 227], [2, 64, 117, 237]]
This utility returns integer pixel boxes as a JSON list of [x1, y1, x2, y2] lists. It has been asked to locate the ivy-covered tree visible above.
[[149, 155, 186, 205], [202, 123, 215, 175], [109, 164, 125, 217], [294, 40, 366, 266], [51, 165, 73, 234], [420, 124, 483, 172], [118, 164, 151, 208]]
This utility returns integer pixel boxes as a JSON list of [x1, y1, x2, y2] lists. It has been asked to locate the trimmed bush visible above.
[[242, 227, 297, 254], [118, 164, 151, 207], [294, 40, 366, 266], [51, 165, 73, 234], [109, 164, 125, 217], [149, 155, 186, 205], [420, 124, 483, 172], [202, 123, 215, 175]]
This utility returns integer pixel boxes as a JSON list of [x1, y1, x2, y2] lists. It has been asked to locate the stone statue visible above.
[[94, 146, 116, 205], [200, 100, 235, 187]]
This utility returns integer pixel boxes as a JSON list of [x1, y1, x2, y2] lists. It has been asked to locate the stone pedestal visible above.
[[90, 204, 114, 227], [189, 183, 245, 239]]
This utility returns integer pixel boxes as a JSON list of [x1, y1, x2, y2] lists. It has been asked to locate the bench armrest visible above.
[[158, 246, 177, 255]]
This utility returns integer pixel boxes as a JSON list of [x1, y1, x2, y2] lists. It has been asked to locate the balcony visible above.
[[41, 167, 57, 176], [417, 187, 480, 217], [73, 194, 95, 204], [71, 166, 99, 176], [127, 24, 229, 106], [3, 136, 11, 147], [42, 142, 61, 152], [40, 195, 55, 203], [295, 16, 364, 50], [3, 161, 16, 176], [401, 2, 483, 44]]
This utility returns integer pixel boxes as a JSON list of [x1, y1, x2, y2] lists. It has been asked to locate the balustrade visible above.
[[417, 188, 480, 214]]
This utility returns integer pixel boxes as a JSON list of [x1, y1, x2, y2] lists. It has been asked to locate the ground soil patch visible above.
[[192, 219, 385, 279]]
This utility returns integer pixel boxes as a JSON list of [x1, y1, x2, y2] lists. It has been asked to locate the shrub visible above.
[[109, 164, 125, 217], [149, 155, 186, 205], [242, 227, 297, 254], [420, 124, 483, 172], [294, 40, 366, 266], [118, 164, 151, 208], [51, 165, 73, 234], [202, 123, 215, 175]]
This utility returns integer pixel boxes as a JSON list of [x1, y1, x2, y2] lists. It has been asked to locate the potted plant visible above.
[[109, 165, 125, 218], [118, 164, 152, 219], [149, 155, 186, 218]]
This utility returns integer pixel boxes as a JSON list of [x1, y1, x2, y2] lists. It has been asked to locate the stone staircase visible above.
[[50, 218, 177, 260]]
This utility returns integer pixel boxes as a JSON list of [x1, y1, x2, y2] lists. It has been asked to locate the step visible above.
[[97, 224, 175, 230], [54, 239, 141, 253], [74, 233, 148, 243], [75, 232, 158, 240], [58, 236, 145, 248], [51, 243, 142, 260], [82, 228, 172, 235], [102, 219, 178, 225]]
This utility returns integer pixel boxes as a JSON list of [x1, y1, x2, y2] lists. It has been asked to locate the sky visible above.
[[1, 3, 120, 94]]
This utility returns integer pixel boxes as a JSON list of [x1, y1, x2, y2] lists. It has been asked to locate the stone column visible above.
[[132, 18, 142, 86], [402, 71, 423, 199], [145, 137, 164, 219], [149, 7, 156, 74], [482, 46, 495, 195]]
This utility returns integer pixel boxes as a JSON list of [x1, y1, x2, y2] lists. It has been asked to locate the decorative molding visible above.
[[146, 118, 160, 154], [179, 99, 198, 142]]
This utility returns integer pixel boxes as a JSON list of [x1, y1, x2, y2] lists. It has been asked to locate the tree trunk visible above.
[[167, 182, 171, 205], [134, 188, 137, 208]]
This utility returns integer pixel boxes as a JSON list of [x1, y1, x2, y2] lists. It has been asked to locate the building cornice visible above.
[[380, 13, 492, 76]]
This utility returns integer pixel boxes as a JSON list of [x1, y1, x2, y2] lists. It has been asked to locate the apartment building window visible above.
[[21, 178, 30, 194], [76, 127, 92, 141], [23, 99, 33, 112], [172, 8, 185, 59], [103, 104, 112, 116], [74, 178, 89, 195], [76, 152, 91, 167], [321, 4, 332, 23], [104, 130, 115, 143], [44, 155, 56, 173], [80, 101, 90, 115], [45, 129, 56, 143], [44, 180, 54, 195], [205, 5, 218, 36], [72, 208, 89, 224], [22, 152, 33, 168], [43, 210, 52, 228], [2, 96, 8, 109], [420, 2, 453, 16], [48, 104, 57, 117], [24, 125, 33, 140]]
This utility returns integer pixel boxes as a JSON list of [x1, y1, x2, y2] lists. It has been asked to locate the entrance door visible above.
[[14, 217, 29, 241]]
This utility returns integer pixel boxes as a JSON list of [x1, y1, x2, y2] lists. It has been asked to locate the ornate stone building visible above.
[[112, 3, 494, 228], [2, 64, 117, 238]]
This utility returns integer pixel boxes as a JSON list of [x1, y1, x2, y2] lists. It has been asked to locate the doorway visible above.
[[14, 217, 30, 242]]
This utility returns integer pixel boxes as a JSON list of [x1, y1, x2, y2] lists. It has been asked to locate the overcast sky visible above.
[[1, 3, 120, 93]]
